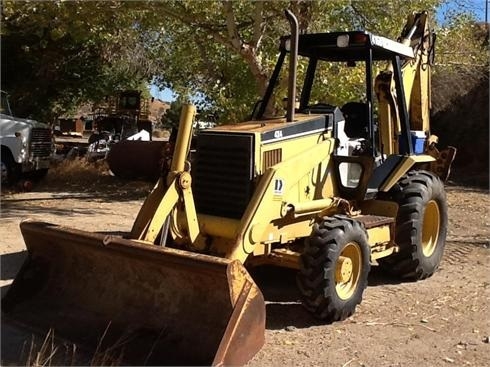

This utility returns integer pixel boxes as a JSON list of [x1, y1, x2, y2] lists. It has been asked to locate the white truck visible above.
[[1, 91, 54, 186]]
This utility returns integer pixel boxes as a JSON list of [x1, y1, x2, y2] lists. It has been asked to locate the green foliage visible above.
[[431, 2, 488, 113], [142, 0, 443, 122], [1, 1, 152, 121], [435, 11, 488, 68], [2, 0, 485, 125], [160, 99, 184, 129]]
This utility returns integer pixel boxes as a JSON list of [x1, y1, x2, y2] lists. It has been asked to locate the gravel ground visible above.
[[1, 173, 488, 366]]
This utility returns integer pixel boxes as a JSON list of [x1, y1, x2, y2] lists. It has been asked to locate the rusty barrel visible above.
[[107, 140, 169, 180], [2, 220, 265, 366]]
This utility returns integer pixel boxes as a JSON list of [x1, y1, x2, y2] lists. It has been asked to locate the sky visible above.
[[150, 0, 488, 103], [437, 0, 487, 23], [150, 84, 175, 103]]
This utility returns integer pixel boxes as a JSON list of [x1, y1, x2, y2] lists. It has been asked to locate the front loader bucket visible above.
[[2, 220, 265, 366]]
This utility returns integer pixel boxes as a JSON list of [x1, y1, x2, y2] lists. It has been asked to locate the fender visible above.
[[380, 154, 435, 191]]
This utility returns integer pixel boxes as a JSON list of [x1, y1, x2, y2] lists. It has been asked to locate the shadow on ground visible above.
[[1, 158, 155, 203], [1, 251, 27, 297], [1, 199, 105, 219], [249, 264, 404, 331]]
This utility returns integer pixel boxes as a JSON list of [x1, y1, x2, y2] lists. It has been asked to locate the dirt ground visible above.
[[0, 167, 489, 366]]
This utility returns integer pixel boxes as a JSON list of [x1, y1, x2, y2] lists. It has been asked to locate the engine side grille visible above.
[[263, 148, 282, 171], [193, 133, 254, 219], [30, 128, 52, 158]]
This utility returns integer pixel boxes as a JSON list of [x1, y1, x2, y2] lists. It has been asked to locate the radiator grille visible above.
[[263, 148, 282, 171], [193, 133, 254, 219], [30, 128, 52, 158]]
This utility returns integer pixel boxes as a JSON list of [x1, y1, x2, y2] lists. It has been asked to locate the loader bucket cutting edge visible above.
[[2, 220, 265, 366]]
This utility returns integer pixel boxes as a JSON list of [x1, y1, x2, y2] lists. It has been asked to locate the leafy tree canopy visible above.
[[1, 0, 486, 123], [1, 1, 151, 121], [143, 0, 444, 122]]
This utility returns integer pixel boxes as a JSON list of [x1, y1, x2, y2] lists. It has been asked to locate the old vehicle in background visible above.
[[0, 91, 53, 186], [87, 90, 168, 179]]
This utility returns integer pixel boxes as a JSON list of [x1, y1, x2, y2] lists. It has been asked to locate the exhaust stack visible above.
[[285, 9, 299, 123]]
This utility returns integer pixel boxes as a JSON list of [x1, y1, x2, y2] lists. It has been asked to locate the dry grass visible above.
[[0, 158, 112, 196], [24, 329, 59, 367], [89, 323, 126, 366], [19, 323, 170, 366], [33, 157, 155, 199], [43, 157, 111, 186], [22, 328, 125, 367]]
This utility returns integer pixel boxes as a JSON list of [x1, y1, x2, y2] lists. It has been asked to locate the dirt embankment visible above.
[[432, 76, 489, 188]]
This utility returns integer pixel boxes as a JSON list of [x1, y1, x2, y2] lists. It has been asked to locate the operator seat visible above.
[[341, 102, 369, 139]]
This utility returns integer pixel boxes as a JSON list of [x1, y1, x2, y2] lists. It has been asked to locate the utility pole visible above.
[[485, 0, 488, 25], [486, 0, 489, 34]]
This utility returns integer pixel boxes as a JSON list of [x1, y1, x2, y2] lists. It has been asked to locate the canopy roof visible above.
[[282, 31, 414, 61]]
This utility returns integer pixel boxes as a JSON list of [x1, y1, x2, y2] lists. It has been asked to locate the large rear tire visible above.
[[297, 216, 370, 322], [381, 170, 448, 280]]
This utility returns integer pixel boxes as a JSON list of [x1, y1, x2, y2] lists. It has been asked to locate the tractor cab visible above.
[[257, 30, 415, 152], [295, 31, 414, 152], [254, 25, 425, 200]]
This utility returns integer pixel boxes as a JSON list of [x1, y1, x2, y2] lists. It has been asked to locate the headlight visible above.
[[284, 38, 291, 52], [337, 34, 350, 48]]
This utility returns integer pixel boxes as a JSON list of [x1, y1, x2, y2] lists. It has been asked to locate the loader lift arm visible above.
[[130, 104, 200, 246]]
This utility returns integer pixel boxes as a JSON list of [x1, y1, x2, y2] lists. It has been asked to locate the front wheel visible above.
[[297, 216, 370, 322], [25, 168, 49, 182], [380, 170, 448, 280], [1, 153, 20, 186]]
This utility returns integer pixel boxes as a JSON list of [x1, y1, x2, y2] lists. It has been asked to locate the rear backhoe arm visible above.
[[130, 104, 200, 245], [375, 11, 455, 180], [375, 12, 431, 156]]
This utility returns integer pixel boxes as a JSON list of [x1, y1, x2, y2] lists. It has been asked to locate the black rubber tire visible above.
[[25, 168, 49, 182], [297, 216, 370, 322], [1, 150, 20, 187], [88, 133, 100, 145], [88, 132, 110, 145], [380, 170, 448, 280]]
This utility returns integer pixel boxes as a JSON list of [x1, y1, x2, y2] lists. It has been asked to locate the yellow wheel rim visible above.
[[335, 242, 362, 300], [422, 200, 440, 257]]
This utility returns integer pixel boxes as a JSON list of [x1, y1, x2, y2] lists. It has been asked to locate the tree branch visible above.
[[222, 0, 242, 50], [350, 1, 375, 28], [252, 1, 264, 49], [156, 2, 269, 95], [155, 4, 237, 52], [194, 35, 217, 82]]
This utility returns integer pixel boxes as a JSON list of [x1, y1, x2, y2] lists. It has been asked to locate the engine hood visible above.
[[0, 114, 50, 136]]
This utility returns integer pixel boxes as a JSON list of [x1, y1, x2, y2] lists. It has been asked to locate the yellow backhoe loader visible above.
[[3, 10, 455, 366]]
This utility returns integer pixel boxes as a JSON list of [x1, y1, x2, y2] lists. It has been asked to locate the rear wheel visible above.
[[380, 170, 448, 280], [297, 216, 370, 322]]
